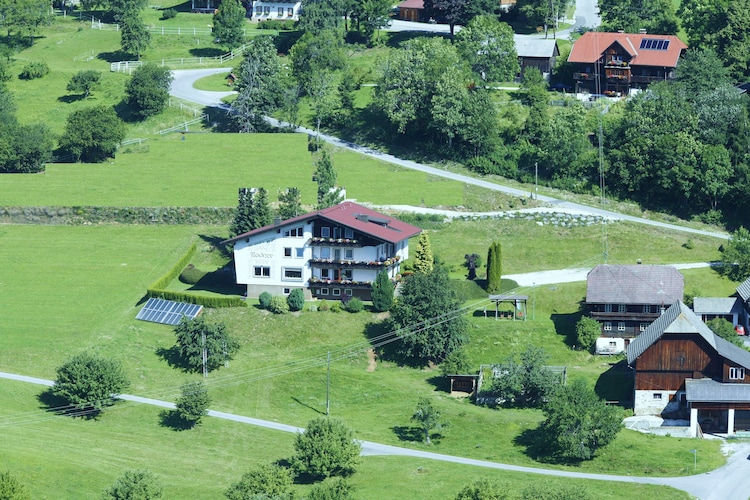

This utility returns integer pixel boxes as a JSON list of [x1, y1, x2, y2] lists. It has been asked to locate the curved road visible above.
[[170, 68, 727, 241], [1, 370, 748, 499]]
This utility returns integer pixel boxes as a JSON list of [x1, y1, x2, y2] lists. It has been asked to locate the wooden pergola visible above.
[[487, 294, 528, 321]]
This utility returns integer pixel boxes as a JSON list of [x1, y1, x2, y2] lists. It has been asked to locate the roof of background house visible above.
[[222, 201, 422, 245], [686, 378, 750, 403], [692, 297, 743, 316], [627, 301, 750, 369], [514, 36, 559, 59], [397, 0, 424, 8], [586, 264, 684, 305], [737, 277, 750, 303], [568, 32, 687, 67]]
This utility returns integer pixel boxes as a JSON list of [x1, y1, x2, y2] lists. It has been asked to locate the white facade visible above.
[[634, 389, 680, 416], [595, 337, 625, 355], [251, 1, 301, 21]]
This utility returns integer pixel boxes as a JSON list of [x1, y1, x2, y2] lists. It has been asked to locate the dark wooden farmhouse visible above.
[[586, 264, 684, 353], [627, 302, 750, 437], [568, 31, 687, 95]]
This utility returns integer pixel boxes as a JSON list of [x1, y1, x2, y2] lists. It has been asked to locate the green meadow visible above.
[[0, 6, 738, 498]]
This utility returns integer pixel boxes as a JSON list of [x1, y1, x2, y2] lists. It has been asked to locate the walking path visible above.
[[0, 370, 747, 499]]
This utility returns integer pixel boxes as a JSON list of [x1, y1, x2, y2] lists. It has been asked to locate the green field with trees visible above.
[[1, 0, 749, 497]]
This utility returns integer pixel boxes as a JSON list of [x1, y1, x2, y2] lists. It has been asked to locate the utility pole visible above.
[[534, 162, 538, 200], [326, 351, 331, 416]]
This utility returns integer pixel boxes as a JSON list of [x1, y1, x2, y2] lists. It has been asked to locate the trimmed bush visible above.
[[268, 296, 289, 314], [149, 243, 197, 290], [257, 19, 296, 30], [179, 264, 207, 284], [287, 288, 305, 311], [330, 301, 341, 313], [345, 297, 363, 313], [19, 61, 49, 80], [161, 8, 177, 19], [259, 292, 273, 309], [318, 300, 329, 311]]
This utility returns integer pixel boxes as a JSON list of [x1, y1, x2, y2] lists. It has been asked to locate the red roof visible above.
[[568, 32, 687, 68], [398, 0, 424, 9], [223, 201, 422, 245]]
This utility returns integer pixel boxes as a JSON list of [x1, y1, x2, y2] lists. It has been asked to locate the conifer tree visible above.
[[315, 149, 341, 208], [230, 188, 253, 237], [486, 241, 502, 293], [277, 187, 303, 219], [371, 270, 394, 312], [413, 232, 434, 274], [248, 187, 273, 230]]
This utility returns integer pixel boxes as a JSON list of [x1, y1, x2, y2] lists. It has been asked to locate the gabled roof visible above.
[[397, 0, 424, 8], [222, 201, 421, 245], [692, 297, 743, 316], [586, 264, 684, 305], [686, 378, 750, 403], [568, 32, 687, 68], [514, 36, 559, 59], [737, 277, 750, 303], [627, 301, 750, 369]]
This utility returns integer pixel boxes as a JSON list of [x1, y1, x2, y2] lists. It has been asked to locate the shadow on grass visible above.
[[159, 409, 195, 431], [514, 426, 580, 466], [156, 346, 195, 373], [169, 0, 193, 12], [391, 425, 423, 442], [198, 234, 232, 257], [37, 388, 102, 419], [363, 320, 419, 367], [189, 47, 225, 58], [97, 50, 132, 63], [291, 396, 325, 416], [426, 375, 449, 392], [57, 94, 83, 103], [551, 309, 584, 349], [594, 359, 633, 405]]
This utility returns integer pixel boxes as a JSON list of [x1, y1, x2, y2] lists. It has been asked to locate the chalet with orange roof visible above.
[[223, 201, 421, 301], [568, 31, 687, 95]]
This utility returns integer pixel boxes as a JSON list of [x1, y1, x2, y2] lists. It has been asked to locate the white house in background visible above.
[[250, 1, 301, 21], [222, 201, 422, 300]]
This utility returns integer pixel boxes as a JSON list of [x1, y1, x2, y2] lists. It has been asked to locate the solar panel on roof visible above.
[[135, 298, 203, 326], [640, 38, 669, 51]]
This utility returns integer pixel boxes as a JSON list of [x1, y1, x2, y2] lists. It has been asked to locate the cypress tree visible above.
[[486, 241, 502, 293], [371, 270, 394, 312], [413, 232, 434, 274]]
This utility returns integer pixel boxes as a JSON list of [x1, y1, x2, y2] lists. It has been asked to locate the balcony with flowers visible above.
[[308, 255, 401, 269], [308, 237, 361, 247], [308, 276, 373, 289]]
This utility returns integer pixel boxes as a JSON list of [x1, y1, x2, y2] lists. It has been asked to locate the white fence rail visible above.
[[110, 43, 248, 72], [158, 115, 208, 135], [73, 50, 96, 62], [119, 138, 148, 147]]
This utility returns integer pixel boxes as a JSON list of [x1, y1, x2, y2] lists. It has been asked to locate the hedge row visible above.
[[146, 243, 246, 308], [0, 206, 234, 225]]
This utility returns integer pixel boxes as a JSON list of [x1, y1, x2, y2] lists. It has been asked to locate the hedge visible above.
[[0, 206, 235, 225]]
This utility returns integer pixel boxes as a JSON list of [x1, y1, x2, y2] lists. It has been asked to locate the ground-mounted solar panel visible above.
[[135, 298, 203, 326]]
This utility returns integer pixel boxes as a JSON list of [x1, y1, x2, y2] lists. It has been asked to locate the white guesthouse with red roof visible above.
[[224, 202, 421, 301]]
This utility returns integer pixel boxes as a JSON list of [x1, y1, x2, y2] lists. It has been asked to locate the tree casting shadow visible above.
[[514, 426, 582, 466], [37, 388, 101, 419], [159, 409, 195, 431], [155, 346, 195, 373], [391, 425, 422, 443]]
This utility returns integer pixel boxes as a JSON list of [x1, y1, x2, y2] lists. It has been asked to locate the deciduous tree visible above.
[[490, 346, 559, 408], [213, 0, 246, 50], [289, 30, 347, 92], [292, 417, 361, 478], [125, 64, 173, 119], [706, 318, 744, 347], [411, 397, 442, 444], [539, 379, 622, 461], [174, 381, 210, 427], [52, 352, 130, 412], [119, 12, 151, 58], [454, 479, 507, 500], [309, 477, 355, 500], [58, 105, 125, 162], [455, 16, 518, 83], [389, 266, 468, 363], [719, 227, 750, 282], [225, 464, 294, 500], [173, 316, 239, 373], [66, 70, 101, 98], [102, 470, 163, 499], [575, 316, 600, 352]]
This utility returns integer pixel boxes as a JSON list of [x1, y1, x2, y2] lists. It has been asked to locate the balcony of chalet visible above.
[[590, 311, 662, 322], [307, 237, 362, 247], [308, 277, 373, 289], [573, 72, 596, 81], [309, 255, 401, 270]]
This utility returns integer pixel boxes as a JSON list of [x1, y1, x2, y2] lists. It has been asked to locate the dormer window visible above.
[[730, 367, 745, 380]]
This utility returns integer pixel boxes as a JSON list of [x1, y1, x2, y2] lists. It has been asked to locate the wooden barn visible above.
[[627, 302, 750, 437]]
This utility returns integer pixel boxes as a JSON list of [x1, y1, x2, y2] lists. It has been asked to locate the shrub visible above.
[[257, 19, 296, 30], [18, 61, 49, 80], [268, 295, 289, 314], [287, 288, 305, 311], [103, 470, 163, 499], [345, 297, 363, 313], [160, 7, 177, 19], [225, 463, 294, 500], [179, 264, 206, 284], [371, 270, 394, 312], [53, 352, 130, 411], [259, 292, 273, 309], [465, 156, 497, 175], [292, 417, 361, 478], [330, 301, 341, 313], [318, 299, 329, 311]]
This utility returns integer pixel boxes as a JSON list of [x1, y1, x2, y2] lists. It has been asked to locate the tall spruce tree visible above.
[[486, 241, 502, 293], [230, 188, 253, 237], [249, 187, 273, 230], [413, 232, 434, 274], [315, 149, 342, 208], [277, 187, 303, 219], [371, 270, 394, 312]]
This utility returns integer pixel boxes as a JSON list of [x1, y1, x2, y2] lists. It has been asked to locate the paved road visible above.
[[1, 370, 748, 499]]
